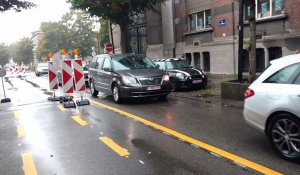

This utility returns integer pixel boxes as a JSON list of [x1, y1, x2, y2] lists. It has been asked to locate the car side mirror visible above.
[[190, 65, 193, 68], [103, 67, 111, 72], [156, 64, 160, 69]]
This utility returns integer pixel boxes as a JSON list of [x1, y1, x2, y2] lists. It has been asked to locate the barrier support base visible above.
[[48, 97, 60, 101], [1, 98, 11, 103], [76, 99, 90, 106], [59, 96, 73, 103]]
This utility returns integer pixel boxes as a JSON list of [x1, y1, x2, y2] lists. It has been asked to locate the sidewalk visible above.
[[170, 76, 244, 109]]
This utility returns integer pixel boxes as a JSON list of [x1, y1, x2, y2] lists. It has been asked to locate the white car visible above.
[[243, 54, 300, 161]]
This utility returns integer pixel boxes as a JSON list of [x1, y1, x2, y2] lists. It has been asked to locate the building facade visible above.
[[113, 0, 300, 75]]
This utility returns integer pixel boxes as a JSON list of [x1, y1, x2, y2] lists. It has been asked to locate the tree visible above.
[[61, 10, 97, 57], [0, 0, 36, 12], [99, 18, 109, 52], [13, 38, 34, 64], [67, 0, 166, 53], [247, 1, 256, 82], [35, 22, 73, 61], [0, 43, 10, 66]]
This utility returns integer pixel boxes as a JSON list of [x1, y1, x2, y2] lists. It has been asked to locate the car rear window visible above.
[[264, 63, 300, 84]]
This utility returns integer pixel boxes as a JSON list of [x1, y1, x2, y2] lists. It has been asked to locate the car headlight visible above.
[[122, 76, 140, 86], [176, 73, 186, 80], [163, 74, 169, 81]]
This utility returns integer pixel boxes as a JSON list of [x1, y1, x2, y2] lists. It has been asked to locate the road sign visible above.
[[105, 43, 113, 53], [72, 59, 86, 92], [62, 60, 74, 94], [48, 61, 58, 90]]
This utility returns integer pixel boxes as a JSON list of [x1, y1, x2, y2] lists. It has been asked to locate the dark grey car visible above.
[[88, 54, 172, 103]]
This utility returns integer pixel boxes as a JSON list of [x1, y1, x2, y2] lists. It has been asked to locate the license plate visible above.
[[147, 86, 161, 90], [193, 80, 202, 84]]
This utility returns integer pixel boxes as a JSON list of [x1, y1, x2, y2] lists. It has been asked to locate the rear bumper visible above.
[[119, 84, 172, 98]]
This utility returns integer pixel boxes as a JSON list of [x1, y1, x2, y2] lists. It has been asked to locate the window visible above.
[[155, 62, 166, 70], [242, 48, 265, 72], [264, 63, 300, 84], [102, 58, 111, 71], [95, 57, 104, 69], [203, 52, 210, 72], [268, 47, 282, 62], [294, 73, 300, 85], [245, 0, 285, 20], [188, 9, 211, 31], [166, 62, 175, 69]]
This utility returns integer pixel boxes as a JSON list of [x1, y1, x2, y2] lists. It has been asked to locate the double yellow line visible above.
[[90, 99, 282, 175]]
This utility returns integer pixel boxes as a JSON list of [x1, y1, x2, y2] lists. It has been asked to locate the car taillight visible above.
[[245, 88, 255, 99]]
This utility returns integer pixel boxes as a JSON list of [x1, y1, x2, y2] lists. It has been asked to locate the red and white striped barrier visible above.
[[72, 59, 86, 92], [21, 64, 26, 76], [48, 61, 58, 90], [15, 65, 19, 75], [62, 60, 74, 94]]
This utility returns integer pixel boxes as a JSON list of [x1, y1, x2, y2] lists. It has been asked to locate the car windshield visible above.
[[37, 63, 48, 68], [169, 60, 191, 69], [111, 55, 156, 71]]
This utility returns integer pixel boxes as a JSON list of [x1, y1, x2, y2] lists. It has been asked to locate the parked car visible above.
[[88, 54, 172, 103], [57, 65, 89, 87], [153, 58, 207, 91], [35, 62, 48, 76], [243, 54, 300, 161]]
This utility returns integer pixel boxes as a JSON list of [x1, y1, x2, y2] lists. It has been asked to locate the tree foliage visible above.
[[99, 18, 109, 51], [61, 10, 96, 57], [13, 38, 34, 64], [0, 0, 36, 12], [35, 10, 97, 60], [0, 43, 10, 66], [67, 0, 166, 53], [35, 22, 73, 61]]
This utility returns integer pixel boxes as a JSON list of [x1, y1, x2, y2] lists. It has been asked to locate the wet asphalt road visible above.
[[0, 73, 299, 175]]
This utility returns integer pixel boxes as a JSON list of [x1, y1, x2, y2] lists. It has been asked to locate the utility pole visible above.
[[238, 0, 244, 82], [108, 20, 115, 54]]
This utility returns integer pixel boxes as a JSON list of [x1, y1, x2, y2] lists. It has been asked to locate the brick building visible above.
[[113, 0, 300, 75]]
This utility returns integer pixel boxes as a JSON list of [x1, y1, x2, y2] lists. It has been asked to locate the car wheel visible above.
[[90, 81, 99, 97], [268, 113, 300, 161], [171, 79, 179, 92], [112, 84, 123, 103], [158, 95, 168, 101]]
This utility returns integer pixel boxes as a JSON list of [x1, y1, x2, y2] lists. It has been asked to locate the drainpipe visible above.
[[172, 0, 176, 58], [238, 0, 244, 82]]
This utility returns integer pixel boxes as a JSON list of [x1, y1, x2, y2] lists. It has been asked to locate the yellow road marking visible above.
[[14, 111, 21, 119], [100, 136, 130, 157], [90, 99, 282, 175], [71, 115, 88, 126], [17, 125, 25, 138], [57, 105, 67, 112], [21, 153, 37, 175]]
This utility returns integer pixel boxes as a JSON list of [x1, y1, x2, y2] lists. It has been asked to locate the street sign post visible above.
[[0, 67, 11, 103]]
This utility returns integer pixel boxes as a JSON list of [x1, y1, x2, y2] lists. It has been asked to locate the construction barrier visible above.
[[62, 60, 74, 94], [21, 64, 26, 77], [72, 59, 89, 106], [61, 59, 76, 108], [48, 61, 58, 91], [73, 59, 86, 92]]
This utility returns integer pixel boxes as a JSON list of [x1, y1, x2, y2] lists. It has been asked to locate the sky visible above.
[[0, 0, 71, 44]]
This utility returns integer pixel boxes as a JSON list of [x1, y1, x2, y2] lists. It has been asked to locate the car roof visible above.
[[270, 54, 300, 66], [95, 53, 146, 58]]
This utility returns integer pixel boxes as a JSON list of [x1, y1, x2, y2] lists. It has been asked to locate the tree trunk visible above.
[[119, 24, 127, 54], [248, 1, 256, 82]]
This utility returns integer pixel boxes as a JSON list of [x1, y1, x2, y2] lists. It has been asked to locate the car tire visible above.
[[90, 80, 99, 97], [267, 113, 300, 161], [158, 95, 168, 101], [112, 84, 123, 104], [171, 79, 179, 92]]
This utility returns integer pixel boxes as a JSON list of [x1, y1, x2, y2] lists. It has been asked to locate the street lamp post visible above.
[[238, 0, 244, 82]]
